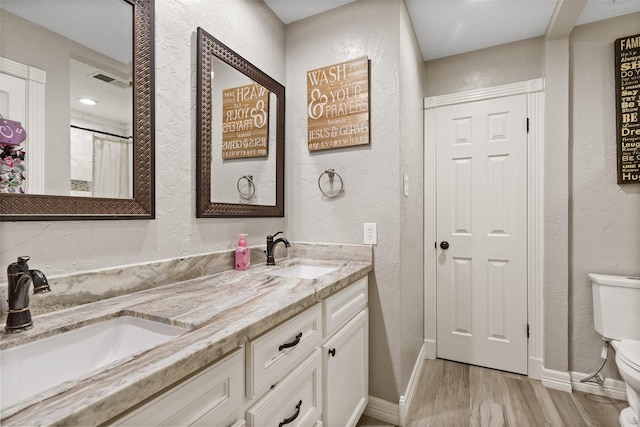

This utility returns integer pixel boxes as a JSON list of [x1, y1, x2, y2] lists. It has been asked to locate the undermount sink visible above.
[[268, 264, 339, 279], [0, 315, 187, 411]]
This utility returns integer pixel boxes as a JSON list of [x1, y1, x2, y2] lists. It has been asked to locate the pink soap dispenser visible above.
[[235, 234, 250, 270]]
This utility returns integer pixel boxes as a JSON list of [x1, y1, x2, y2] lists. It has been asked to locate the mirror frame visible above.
[[0, 0, 154, 221], [196, 27, 284, 218]]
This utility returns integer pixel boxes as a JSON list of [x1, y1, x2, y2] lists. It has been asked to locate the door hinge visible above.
[[527, 324, 530, 338], [526, 118, 530, 133]]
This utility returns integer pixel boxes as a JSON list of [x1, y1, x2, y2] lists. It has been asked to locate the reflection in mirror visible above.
[[0, 0, 154, 220], [197, 27, 284, 217], [69, 56, 133, 199], [210, 57, 277, 206], [1, 0, 132, 198]]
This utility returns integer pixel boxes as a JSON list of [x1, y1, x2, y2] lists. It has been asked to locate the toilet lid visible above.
[[619, 339, 640, 370]]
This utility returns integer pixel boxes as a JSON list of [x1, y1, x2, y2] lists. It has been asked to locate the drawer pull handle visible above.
[[279, 400, 302, 427], [279, 332, 302, 351], [328, 348, 336, 357]]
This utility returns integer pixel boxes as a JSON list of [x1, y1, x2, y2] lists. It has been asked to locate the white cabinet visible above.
[[321, 276, 369, 427], [108, 274, 368, 427], [246, 304, 322, 399], [246, 276, 369, 427], [108, 348, 244, 427], [324, 276, 368, 338], [246, 350, 322, 427], [322, 309, 368, 427]]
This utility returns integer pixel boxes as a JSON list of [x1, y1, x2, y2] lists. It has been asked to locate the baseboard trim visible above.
[[528, 357, 543, 380], [399, 342, 429, 426], [540, 367, 629, 401], [570, 371, 628, 401], [541, 368, 572, 393], [363, 396, 400, 426], [424, 339, 436, 359]]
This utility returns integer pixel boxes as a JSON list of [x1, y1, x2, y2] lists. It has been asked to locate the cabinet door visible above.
[[108, 348, 244, 427], [322, 309, 368, 427]]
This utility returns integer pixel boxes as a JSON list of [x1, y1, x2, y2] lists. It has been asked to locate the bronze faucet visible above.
[[266, 232, 290, 265], [5, 256, 51, 333]]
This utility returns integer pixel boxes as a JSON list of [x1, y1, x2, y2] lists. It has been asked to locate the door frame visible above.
[[1, 56, 46, 194], [423, 79, 545, 379]]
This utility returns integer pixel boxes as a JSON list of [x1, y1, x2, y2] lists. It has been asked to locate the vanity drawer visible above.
[[246, 349, 322, 427], [109, 348, 244, 427], [246, 304, 322, 399], [324, 276, 368, 337]]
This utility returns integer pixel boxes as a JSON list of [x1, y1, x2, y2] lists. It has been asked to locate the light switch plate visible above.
[[403, 173, 409, 196], [364, 223, 377, 245]]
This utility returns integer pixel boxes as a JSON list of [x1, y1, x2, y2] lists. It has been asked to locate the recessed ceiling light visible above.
[[79, 98, 98, 106]]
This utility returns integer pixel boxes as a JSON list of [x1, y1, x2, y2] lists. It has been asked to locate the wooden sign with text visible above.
[[222, 83, 270, 159], [307, 57, 370, 151], [615, 33, 640, 184]]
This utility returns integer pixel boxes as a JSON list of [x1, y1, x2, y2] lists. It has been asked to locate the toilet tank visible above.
[[589, 274, 640, 341]]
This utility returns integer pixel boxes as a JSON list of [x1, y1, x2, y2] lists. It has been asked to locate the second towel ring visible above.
[[318, 169, 344, 198], [237, 174, 256, 201]]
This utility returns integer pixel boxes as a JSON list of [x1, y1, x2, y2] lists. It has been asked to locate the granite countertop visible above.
[[0, 256, 372, 426]]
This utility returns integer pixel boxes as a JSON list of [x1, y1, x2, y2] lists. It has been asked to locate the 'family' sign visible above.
[[615, 33, 640, 184], [307, 57, 370, 151]]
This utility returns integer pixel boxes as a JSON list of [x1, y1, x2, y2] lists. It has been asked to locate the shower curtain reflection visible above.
[[93, 134, 132, 199]]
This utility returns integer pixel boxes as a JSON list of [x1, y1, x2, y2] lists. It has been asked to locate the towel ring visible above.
[[237, 174, 256, 201], [318, 169, 344, 198]]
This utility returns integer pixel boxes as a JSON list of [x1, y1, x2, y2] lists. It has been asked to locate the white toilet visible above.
[[590, 273, 640, 427]]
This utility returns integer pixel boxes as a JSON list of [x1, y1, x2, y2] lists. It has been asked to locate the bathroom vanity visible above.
[[110, 276, 367, 427], [0, 253, 371, 427]]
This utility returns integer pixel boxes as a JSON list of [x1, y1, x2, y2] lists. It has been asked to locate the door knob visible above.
[[440, 241, 450, 250]]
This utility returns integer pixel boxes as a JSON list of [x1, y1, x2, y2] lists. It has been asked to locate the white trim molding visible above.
[[399, 342, 428, 426], [424, 339, 436, 360], [423, 79, 544, 109], [0, 56, 46, 194], [363, 396, 400, 426], [541, 368, 572, 393], [424, 79, 545, 379], [424, 100, 437, 353], [541, 368, 628, 401], [570, 371, 627, 401], [527, 86, 545, 381]]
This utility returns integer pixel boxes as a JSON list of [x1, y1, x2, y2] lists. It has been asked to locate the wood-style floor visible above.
[[359, 359, 627, 427]]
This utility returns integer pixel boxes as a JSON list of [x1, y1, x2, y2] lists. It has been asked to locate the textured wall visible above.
[[544, 35, 571, 373], [569, 14, 640, 377], [424, 37, 544, 97], [285, 0, 424, 402], [0, 0, 286, 276], [423, 14, 640, 377], [398, 1, 426, 395]]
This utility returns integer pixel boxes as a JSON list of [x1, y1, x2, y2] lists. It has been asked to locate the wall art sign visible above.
[[615, 33, 640, 184], [307, 56, 370, 151], [222, 82, 270, 159], [0, 116, 26, 146]]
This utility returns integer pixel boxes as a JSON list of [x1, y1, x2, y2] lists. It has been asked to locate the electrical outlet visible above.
[[364, 223, 377, 245]]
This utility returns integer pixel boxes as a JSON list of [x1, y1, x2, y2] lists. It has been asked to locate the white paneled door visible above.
[[0, 72, 27, 125], [436, 94, 528, 375]]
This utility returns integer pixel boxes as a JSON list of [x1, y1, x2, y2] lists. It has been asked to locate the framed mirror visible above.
[[0, 0, 154, 220], [196, 27, 284, 217]]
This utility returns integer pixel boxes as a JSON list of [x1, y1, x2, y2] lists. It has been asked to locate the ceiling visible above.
[[1, 0, 132, 65], [263, 0, 640, 60], [2, 0, 133, 125]]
